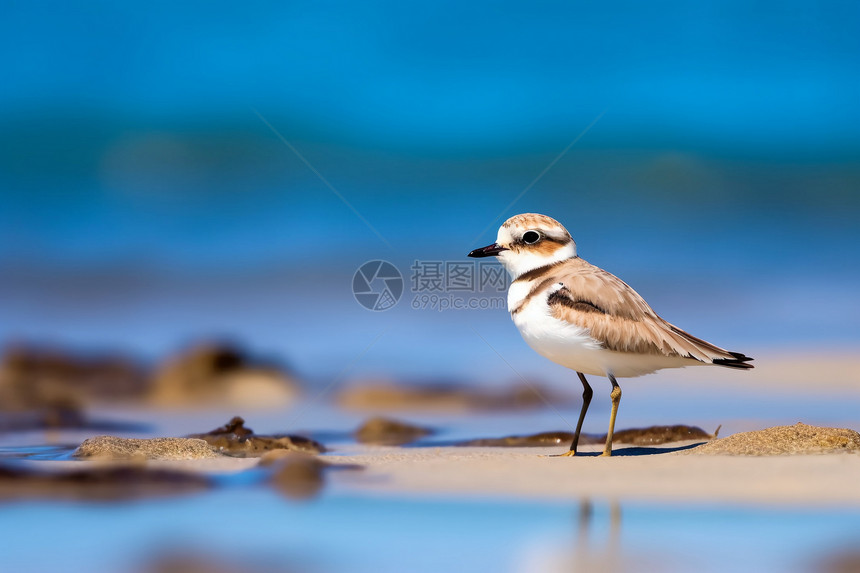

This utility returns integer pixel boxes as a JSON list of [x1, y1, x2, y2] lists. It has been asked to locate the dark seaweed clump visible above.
[[0, 464, 211, 502], [189, 416, 325, 457], [458, 425, 716, 447]]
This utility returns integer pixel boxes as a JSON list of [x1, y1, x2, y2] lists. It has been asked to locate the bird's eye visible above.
[[522, 230, 541, 244]]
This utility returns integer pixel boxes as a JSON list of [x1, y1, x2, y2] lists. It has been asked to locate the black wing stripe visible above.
[[547, 288, 607, 315]]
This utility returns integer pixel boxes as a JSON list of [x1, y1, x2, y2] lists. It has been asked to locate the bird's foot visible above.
[[550, 450, 578, 458]]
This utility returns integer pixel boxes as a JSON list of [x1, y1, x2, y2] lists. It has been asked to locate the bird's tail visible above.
[[712, 351, 755, 370], [668, 325, 755, 369]]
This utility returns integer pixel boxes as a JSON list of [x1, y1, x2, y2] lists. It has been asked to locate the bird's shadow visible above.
[[571, 442, 705, 456], [404, 440, 706, 455]]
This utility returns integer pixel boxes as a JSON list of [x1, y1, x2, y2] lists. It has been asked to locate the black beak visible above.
[[468, 243, 508, 258]]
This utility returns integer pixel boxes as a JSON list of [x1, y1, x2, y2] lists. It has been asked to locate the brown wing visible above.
[[547, 258, 753, 367]]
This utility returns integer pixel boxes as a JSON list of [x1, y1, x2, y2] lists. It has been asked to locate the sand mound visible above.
[[75, 436, 220, 460], [689, 423, 860, 456]]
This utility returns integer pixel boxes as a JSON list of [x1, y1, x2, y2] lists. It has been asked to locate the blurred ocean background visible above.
[[3, 6, 860, 573], [2, 1, 858, 385]]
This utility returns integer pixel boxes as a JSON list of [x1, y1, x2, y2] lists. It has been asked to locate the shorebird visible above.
[[468, 213, 753, 456]]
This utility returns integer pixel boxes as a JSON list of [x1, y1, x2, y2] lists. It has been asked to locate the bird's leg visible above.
[[600, 374, 622, 457], [563, 372, 593, 456], [556, 372, 593, 457], [571, 372, 594, 454]]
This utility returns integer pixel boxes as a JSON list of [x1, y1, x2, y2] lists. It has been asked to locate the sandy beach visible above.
[[14, 423, 860, 508], [328, 443, 860, 507], [1, 349, 859, 573]]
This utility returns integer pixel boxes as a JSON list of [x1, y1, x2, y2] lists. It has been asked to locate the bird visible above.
[[468, 213, 753, 457]]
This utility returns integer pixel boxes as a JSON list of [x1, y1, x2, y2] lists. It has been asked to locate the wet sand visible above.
[[3, 351, 860, 507], [15, 439, 860, 508], [325, 442, 860, 507], [1, 351, 859, 573]]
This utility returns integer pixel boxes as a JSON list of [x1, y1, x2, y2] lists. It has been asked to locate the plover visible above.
[[468, 213, 753, 456]]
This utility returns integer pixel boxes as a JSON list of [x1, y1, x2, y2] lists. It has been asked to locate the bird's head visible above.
[[468, 213, 576, 279]]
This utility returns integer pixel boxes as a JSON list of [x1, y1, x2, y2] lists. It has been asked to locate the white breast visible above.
[[510, 282, 608, 376], [510, 282, 698, 378]]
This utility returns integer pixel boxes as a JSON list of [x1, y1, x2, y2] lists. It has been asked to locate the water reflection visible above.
[[0, 488, 857, 572], [571, 499, 623, 573]]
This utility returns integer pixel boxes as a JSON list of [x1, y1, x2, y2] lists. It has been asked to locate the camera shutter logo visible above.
[[352, 261, 403, 311]]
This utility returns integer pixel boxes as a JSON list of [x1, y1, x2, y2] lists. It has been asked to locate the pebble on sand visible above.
[[354, 417, 433, 446], [689, 423, 860, 456], [74, 436, 221, 460], [268, 452, 327, 500]]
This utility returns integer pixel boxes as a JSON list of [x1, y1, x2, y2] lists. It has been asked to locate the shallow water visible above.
[[0, 445, 77, 461], [1, 387, 858, 573], [1, 487, 857, 573]]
